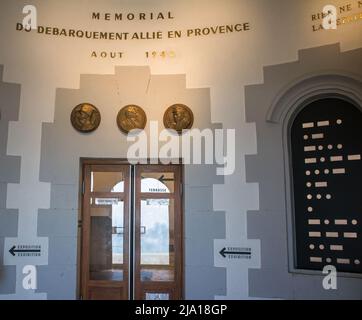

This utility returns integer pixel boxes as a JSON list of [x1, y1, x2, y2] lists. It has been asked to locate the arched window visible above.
[[290, 97, 362, 273]]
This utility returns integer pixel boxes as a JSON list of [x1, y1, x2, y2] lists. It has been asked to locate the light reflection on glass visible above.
[[89, 199, 124, 281]]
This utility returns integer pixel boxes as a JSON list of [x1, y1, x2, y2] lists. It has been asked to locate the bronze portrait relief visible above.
[[70, 103, 101, 133], [163, 104, 194, 133], [117, 105, 147, 134]]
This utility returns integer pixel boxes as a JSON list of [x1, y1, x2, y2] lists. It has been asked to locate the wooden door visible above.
[[134, 165, 183, 300], [80, 162, 183, 300], [81, 164, 130, 300]]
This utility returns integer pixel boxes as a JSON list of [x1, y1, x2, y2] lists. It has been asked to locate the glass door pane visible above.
[[91, 171, 124, 192], [135, 165, 182, 300], [140, 198, 175, 282], [82, 164, 130, 300], [89, 198, 125, 281], [141, 172, 175, 193]]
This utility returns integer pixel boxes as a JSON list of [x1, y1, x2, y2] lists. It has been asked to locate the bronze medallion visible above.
[[117, 105, 147, 134], [163, 104, 194, 133], [70, 103, 101, 133]]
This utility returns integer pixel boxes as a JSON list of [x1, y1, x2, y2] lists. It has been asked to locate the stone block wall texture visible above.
[[38, 66, 226, 299], [245, 44, 362, 299], [0, 65, 21, 294]]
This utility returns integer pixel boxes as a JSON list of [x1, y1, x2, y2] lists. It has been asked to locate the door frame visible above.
[[77, 158, 184, 300]]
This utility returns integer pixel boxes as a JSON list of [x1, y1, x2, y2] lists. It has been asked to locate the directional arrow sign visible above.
[[219, 247, 251, 258], [159, 175, 174, 183], [9, 245, 41, 257]]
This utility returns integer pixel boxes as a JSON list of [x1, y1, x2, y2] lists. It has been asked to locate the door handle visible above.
[[112, 226, 124, 234], [140, 226, 146, 234]]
